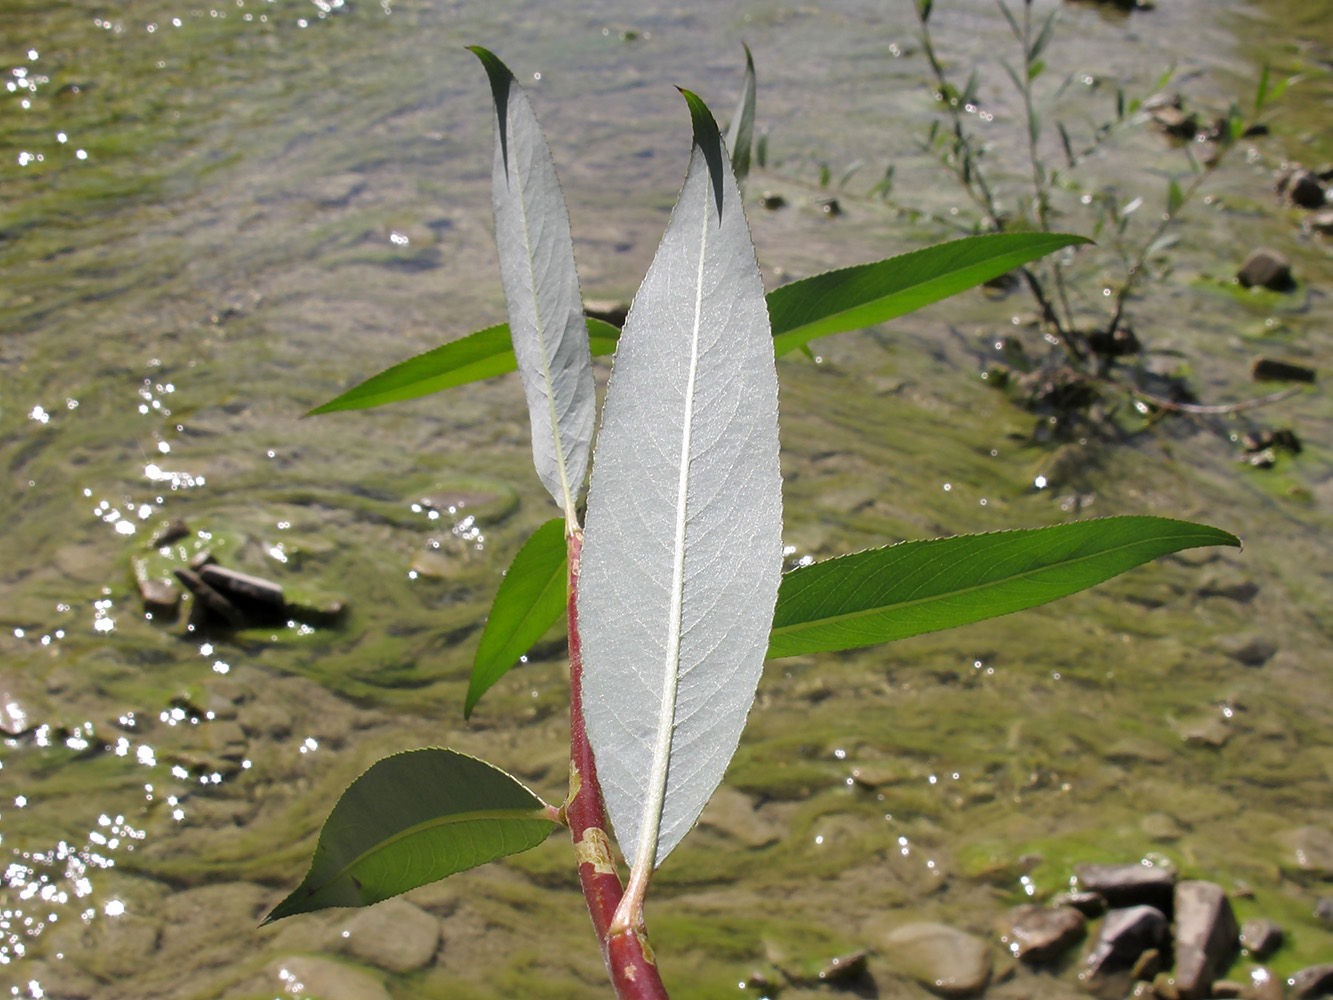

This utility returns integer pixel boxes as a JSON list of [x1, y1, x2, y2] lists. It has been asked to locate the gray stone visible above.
[[879, 922, 993, 998], [1289, 964, 1333, 1000], [1174, 880, 1239, 1000], [1244, 965, 1286, 1000], [1074, 862, 1176, 911], [1081, 905, 1169, 980], [997, 905, 1086, 963], [1316, 897, 1333, 925], [1282, 826, 1333, 877], [1212, 980, 1246, 999], [1310, 209, 1333, 235], [336, 897, 441, 973], [199, 564, 285, 606], [1239, 918, 1283, 959], [1236, 249, 1294, 291], [266, 956, 391, 1000]]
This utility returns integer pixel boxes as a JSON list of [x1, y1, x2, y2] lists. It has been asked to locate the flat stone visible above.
[[1050, 890, 1107, 917], [1219, 634, 1279, 667], [1239, 918, 1283, 959], [336, 897, 441, 973], [198, 564, 285, 606], [997, 905, 1086, 963], [1310, 209, 1333, 235], [1251, 358, 1316, 384], [138, 575, 181, 620], [1081, 905, 1169, 981], [1236, 249, 1294, 291], [880, 922, 993, 998], [698, 785, 785, 848], [1174, 880, 1239, 1000], [1212, 980, 1246, 999], [1074, 862, 1176, 911], [1281, 826, 1333, 877], [1288, 964, 1333, 1000], [266, 955, 391, 1000]]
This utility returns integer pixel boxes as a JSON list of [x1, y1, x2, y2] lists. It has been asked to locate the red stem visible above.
[[566, 530, 669, 1000]]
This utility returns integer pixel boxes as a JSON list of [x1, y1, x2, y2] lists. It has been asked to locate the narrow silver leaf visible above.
[[473, 47, 594, 515], [579, 92, 783, 871]]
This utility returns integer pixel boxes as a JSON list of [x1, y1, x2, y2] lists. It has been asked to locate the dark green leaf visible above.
[[466, 518, 569, 718], [312, 235, 1090, 411], [1058, 121, 1075, 168], [1254, 64, 1271, 114], [767, 232, 1091, 356], [264, 749, 556, 922], [307, 318, 620, 415], [997, 0, 1021, 40], [725, 44, 756, 182], [917, 0, 933, 23], [1029, 10, 1058, 63], [1166, 178, 1184, 217], [767, 517, 1239, 658], [1028, 59, 1046, 82]]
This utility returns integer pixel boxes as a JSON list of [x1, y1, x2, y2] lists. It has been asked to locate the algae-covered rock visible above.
[[336, 897, 441, 973], [264, 955, 391, 1000], [876, 921, 992, 998]]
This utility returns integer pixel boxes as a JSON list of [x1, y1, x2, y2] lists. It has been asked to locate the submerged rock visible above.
[[265, 955, 391, 1000], [1173, 880, 1238, 1000], [1239, 917, 1283, 959], [1251, 357, 1316, 384], [1080, 905, 1169, 982], [1074, 862, 1176, 912], [879, 922, 993, 998], [997, 904, 1086, 963], [1236, 249, 1294, 291], [337, 897, 441, 973], [1289, 964, 1333, 1000], [1286, 170, 1328, 209]]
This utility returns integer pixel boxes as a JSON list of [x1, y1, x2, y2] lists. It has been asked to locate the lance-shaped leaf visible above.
[[768, 516, 1239, 658], [767, 232, 1091, 356], [466, 517, 569, 718], [579, 92, 783, 877], [472, 46, 595, 517], [308, 234, 1086, 415], [725, 44, 756, 183], [265, 749, 555, 923]]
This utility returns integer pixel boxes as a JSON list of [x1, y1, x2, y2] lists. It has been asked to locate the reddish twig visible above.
[[565, 529, 669, 1000]]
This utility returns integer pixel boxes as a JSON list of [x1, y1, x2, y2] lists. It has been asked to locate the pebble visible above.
[[1239, 918, 1283, 958], [1173, 880, 1238, 1000], [1310, 208, 1333, 235], [1236, 249, 1294, 291], [337, 897, 441, 973], [996, 904, 1086, 963], [879, 921, 993, 998], [1074, 862, 1176, 911]]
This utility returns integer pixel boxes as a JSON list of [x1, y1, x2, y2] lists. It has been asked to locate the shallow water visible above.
[[2, 1, 1331, 998]]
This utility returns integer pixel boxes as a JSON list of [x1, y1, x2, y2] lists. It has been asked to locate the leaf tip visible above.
[[677, 88, 726, 218]]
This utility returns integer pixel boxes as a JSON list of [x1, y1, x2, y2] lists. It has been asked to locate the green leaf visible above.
[[767, 516, 1239, 659], [767, 232, 1090, 356], [1254, 64, 1271, 114], [1028, 59, 1046, 82], [1166, 178, 1184, 217], [312, 235, 1090, 413], [264, 749, 556, 922], [997, 0, 1021, 40], [307, 318, 620, 415], [471, 46, 595, 516], [916, 0, 933, 24], [466, 518, 569, 719], [725, 44, 756, 183], [1029, 10, 1058, 63]]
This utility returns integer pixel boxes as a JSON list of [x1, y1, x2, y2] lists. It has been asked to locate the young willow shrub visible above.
[[266, 49, 1238, 1000]]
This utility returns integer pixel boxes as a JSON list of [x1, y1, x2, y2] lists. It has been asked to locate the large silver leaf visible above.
[[472, 47, 594, 515], [578, 92, 783, 872]]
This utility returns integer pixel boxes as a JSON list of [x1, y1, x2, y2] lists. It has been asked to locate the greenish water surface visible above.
[[2, 1, 1330, 998]]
